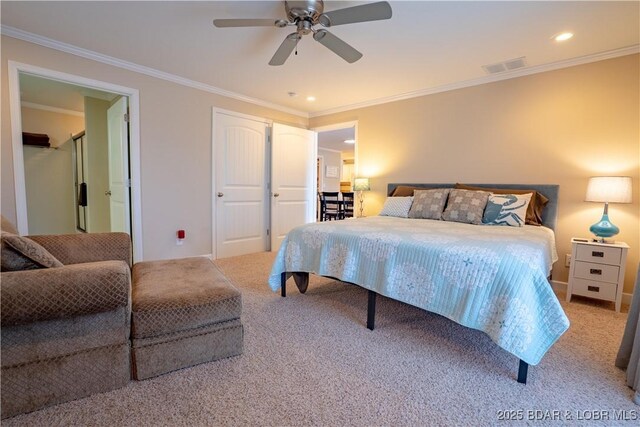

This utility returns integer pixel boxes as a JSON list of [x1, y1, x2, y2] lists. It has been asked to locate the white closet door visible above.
[[271, 123, 317, 252], [214, 112, 268, 258], [107, 96, 131, 233]]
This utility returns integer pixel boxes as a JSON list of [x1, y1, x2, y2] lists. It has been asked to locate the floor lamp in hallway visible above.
[[354, 177, 370, 218]]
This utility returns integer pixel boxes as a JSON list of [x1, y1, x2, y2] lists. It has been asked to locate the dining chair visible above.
[[322, 192, 341, 221], [317, 192, 326, 222], [341, 192, 355, 219]]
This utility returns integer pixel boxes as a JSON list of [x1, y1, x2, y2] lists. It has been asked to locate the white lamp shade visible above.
[[354, 177, 370, 191], [585, 176, 632, 203]]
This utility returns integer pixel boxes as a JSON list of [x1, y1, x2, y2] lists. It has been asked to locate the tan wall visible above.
[[84, 96, 111, 232], [310, 54, 640, 293], [318, 148, 341, 192], [21, 107, 83, 234], [1, 36, 307, 260]]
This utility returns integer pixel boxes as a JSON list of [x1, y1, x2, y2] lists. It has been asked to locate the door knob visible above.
[[273, 193, 280, 197], [105, 190, 112, 196], [217, 192, 224, 197]]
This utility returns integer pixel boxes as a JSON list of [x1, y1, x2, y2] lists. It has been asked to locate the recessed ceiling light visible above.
[[553, 32, 574, 42], [306, 96, 316, 102], [344, 139, 355, 144]]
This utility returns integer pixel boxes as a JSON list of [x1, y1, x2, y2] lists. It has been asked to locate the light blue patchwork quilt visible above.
[[269, 216, 570, 365]]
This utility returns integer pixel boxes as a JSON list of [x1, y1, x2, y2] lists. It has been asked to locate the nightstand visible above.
[[566, 238, 629, 312]]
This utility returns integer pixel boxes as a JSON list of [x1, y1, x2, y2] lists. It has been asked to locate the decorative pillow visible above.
[[455, 184, 549, 226], [390, 185, 421, 197], [442, 189, 490, 225], [483, 193, 533, 227], [379, 197, 414, 218], [408, 189, 451, 220], [1, 232, 64, 271], [1, 215, 19, 234]]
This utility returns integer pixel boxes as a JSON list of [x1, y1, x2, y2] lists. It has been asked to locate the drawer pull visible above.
[[587, 285, 600, 293], [591, 251, 604, 257], [590, 268, 602, 275]]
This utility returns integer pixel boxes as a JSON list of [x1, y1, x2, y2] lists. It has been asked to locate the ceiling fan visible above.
[[213, 1, 392, 66]]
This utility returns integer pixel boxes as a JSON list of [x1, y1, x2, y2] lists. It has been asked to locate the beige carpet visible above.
[[5, 252, 638, 426]]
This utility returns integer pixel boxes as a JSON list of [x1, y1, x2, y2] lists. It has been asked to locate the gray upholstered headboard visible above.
[[387, 183, 560, 230]]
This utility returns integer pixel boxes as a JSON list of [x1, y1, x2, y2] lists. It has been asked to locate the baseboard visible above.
[[550, 280, 567, 295], [551, 280, 632, 306]]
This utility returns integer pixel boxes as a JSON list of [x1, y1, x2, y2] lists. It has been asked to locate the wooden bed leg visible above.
[[517, 360, 528, 384], [280, 272, 287, 297], [367, 290, 377, 330]]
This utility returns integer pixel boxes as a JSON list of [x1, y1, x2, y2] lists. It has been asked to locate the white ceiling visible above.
[[2, 1, 639, 117], [20, 73, 118, 113], [318, 126, 356, 152]]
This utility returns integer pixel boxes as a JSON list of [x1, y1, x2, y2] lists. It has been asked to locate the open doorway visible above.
[[315, 122, 357, 222], [8, 62, 143, 260], [18, 74, 127, 235]]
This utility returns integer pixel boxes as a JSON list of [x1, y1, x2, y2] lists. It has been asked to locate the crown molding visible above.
[[21, 101, 84, 117], [1, 26, 309, 119], [309, 44, 640, 118], [4, 26, 637, 121], [317, 146, 343, 154]]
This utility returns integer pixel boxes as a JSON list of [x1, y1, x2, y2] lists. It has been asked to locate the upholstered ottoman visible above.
[[131, 257, 243, 380]]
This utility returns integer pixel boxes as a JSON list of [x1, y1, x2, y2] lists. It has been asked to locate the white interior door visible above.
[[271, 123, 317, 252], [107, 96, 130, 233], [215, 112, 268, 258]]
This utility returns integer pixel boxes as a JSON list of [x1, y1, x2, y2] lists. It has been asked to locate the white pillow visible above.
[[379, 197, 414, 218], [482, 193, 533, 226]]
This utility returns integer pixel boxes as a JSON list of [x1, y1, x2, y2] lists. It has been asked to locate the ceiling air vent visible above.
[[483, 63, 506, 74], [482, 57, 527, 74], [504, 57, 527, 70]]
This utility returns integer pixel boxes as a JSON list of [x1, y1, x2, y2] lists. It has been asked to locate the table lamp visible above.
[[354, 177, 370, 217], [585, 176, 632, 242]]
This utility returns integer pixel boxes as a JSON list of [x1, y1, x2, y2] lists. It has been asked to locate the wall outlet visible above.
[[564, 254, 571, 268]]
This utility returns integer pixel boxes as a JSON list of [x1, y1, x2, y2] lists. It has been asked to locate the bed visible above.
[[268, 183, 570, 383]]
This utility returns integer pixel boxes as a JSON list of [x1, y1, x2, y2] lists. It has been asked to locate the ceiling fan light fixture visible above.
[[297, 19, 313, 34]]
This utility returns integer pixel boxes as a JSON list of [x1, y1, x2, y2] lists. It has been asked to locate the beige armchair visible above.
[[1, 228, 133, 419]]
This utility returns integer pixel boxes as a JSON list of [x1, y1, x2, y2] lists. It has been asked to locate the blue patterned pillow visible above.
[[483, 193, 533, 226], [379, 197, 414, 218]]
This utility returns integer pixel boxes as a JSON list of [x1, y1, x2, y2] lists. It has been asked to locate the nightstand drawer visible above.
[[573, 261, 620, 284], [575, 245, 621, 264], [570, 278, 617, 302]]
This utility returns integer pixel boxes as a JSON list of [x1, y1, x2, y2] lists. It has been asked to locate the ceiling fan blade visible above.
[[313, 30, 362, 63], [213, 19, 278, 28], [269, 33, 301, 66], [319, 1, 392, 27]]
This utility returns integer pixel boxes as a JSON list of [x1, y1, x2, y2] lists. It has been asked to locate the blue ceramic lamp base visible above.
[[589, 203, 619, 243]]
